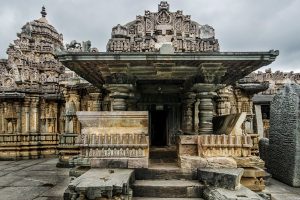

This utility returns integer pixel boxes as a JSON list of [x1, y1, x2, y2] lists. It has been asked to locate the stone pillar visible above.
[[30, 97, 39, 133], [198, 92, 216, 135], [182, 92, 196, 133], [89, 92, 101, 111], [104, 84, 134, 111], [14, 101, 22, 133], [216, 87, 230, 116], [23, 98, 31, 133], [192, 83, 219, 135], [0, 102, 4, 133], [193, 99, 200, 133]]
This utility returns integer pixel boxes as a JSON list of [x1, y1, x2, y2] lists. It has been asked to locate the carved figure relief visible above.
[[107, 1, 219, 53]]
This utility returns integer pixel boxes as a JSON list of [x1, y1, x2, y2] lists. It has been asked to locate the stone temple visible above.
[[1, 2, 299, 200]]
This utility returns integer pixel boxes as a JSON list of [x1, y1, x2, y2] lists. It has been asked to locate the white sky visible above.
[[0, 0, 299, 72]]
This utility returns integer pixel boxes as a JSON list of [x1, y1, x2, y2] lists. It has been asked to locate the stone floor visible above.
[[0, 158, 70, 200], [0, 158, 299, 200]]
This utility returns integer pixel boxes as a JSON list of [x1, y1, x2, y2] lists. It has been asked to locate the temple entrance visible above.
[[150, 109, 168, 146]]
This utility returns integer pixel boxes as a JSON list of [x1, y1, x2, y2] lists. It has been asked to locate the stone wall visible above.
[[268, 83, 300, 187]]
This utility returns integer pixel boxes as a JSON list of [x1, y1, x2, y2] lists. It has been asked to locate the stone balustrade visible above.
[[77, 133, 149, 158], [198, 134, 253, 157]]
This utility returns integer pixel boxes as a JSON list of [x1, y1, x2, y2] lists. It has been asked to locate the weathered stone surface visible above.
[[206, 157, 238, 168], [90, 158, 128, 168], [107, 1, 219, 53], [65, 168, 134, 200], [258, 138, 269, 167], [198, 168, 244, 190], [268, 83, 300, 187], [203, 185, 265, 200], [233, 156, 265, 168], [128, 158, 148, 169], [243, 167, 265, 178], [179, 156, 237, 171], [133, 180, 204, 198], [76, 111, 149, 168], [241, 177, 265, 191]]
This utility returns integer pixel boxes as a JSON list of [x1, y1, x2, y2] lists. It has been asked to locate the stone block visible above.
[[233, 156, 265, 168], [66, 168, 134, 200], [203, 185, 265, 200], [179, 156, 207, 171], [206, 157, 237, 168], [241, 177, 265, 191], [90, 158, 128, 168], [243, 167, 265, 178], [198, 168, 244, 190], [128, 157, 148, 168], [178, 144, 198, 156], [179, 156, 237, 171]]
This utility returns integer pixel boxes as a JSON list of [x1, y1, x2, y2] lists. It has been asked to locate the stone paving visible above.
[[0, 158, 70, 200], [0, 158, 299, 200]]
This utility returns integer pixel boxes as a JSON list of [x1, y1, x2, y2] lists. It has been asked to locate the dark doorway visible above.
[[150, 110, 167, 146]]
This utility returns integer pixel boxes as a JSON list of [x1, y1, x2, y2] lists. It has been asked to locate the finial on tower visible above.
[[41, 6, 47, 18]]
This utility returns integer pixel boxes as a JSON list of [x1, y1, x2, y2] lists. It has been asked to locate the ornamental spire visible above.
[[41, 6, 47, 18]]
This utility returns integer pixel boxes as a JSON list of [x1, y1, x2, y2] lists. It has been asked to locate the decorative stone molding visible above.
[[198, 134, 253, 157], [107, 1, 219, 53]]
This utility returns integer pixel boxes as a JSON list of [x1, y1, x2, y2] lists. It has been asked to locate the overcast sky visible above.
[[0, 0, 299, 72]]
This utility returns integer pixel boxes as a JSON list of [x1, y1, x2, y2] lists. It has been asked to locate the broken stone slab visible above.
[[179, 156, 237, 171], [233, 156, 265, 168], [203, 185, 266, 200], [64, 168, 134, 200], [198, 168, 244, 190]]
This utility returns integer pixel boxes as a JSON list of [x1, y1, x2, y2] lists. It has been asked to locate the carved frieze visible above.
[[107, 1, 219, 53]]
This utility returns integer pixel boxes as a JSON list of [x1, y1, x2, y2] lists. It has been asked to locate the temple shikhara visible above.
[[0, 2, 299, 200]]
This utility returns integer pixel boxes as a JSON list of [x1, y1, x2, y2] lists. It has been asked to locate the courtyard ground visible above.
[[0, 158, 299, 200]]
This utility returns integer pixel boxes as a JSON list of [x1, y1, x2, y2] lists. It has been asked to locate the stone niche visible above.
[[74, 111, 149, 168], [268, 83, 300, 187]]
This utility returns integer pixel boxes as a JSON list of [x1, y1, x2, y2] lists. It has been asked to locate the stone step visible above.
[[133, 180, 204, 198], [133, 198, 204, 200], [135, 163, 196, 180], [150, 147, 177, 159]]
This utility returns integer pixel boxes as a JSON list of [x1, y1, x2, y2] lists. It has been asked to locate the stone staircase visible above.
[[133, 147, 204, 199]]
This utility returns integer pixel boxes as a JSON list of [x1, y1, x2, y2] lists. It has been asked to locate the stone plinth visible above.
[[74, 111, 149, 168]]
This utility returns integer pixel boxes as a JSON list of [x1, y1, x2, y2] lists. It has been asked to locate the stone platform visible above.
[[0, 158, 300, 200]]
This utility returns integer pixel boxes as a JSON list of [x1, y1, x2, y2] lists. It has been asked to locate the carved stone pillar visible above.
[[14, 101, 22, 133], [23, 98, 31, 133], [30, 97, 39, 133], [182, 92, 196, 133], [104, 84, 134, 111], [64, 90, 80, 134], [192, 83, 219, 135], [0, 103, 4, 133], [216, 87, 231, 116], [193, 99, 200, 133], [198, 91, 216, 135], [89, 92, 101, 111]]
